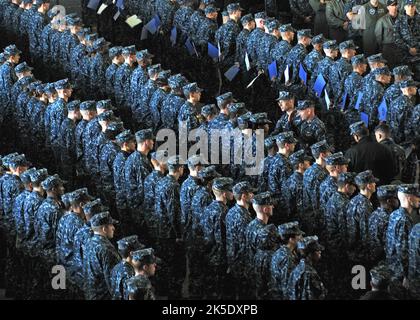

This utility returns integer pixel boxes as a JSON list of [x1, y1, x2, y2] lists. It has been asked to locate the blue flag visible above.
[[208, 42, 219, 59], [378, 98, 387, 122], [299, 63, 307, 85], [224, 65, 240, 81], [170, 27, 177, 45], [154, 15, 161, 29], [185, 38, 194, 56], [268, 61, 278, 80], [313, 74, 326, 97], [360, 112, 369, 127], [354, 91, 363, 110], [116, 0, 124, 10], [339, 91, 348, 110], [145, 18, 157, 34]]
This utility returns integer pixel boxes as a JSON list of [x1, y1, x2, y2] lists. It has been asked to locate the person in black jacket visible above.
[[360, 264, 394, 300], [345, 121, 396, 185]]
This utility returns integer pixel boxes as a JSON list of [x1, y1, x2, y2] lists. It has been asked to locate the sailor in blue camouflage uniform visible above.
[[68, 28, 90, 91], [384, 65, 413, 107], [270, 222, 304, 300], [386, 184, 419, 286], [387, 79, 418, 143], [173, 0, 194, 46], [189, 2, 207, 45], [110, 235, 145, 300], [114, 45, 136, 114], [83, 212, 121, 300], [56, 188, 91, 271], [285, 150, 312, 221], [89, 38, 111, 99], [149, 70, 172, 132], [245, 192, 277, 299], [178, 82, 204, 136], [28, 0, 49, 62], [153, 155, 185, 299], [256, 18, 280, 72], [362, 53, 388, 88], [245, 11, 267, 68], [368, 185, 400, 265], [405, 102, 420, 139], [127, 50, 153, 105], [11, 62, 33, 105], [296, 100, 327, 152], [124, 129, 154, 237], [285, 29, 312, 86], [0, 45, 20, 126], [268, 132, 297, 225], [235, 13, 254, 71], [329, 40, 357, 104], [112, 130, 136, 225], [287, 236, 327, 300], [346, 170, 377, 266], [303, 34, 325, 77], [225, 181, 255, 298], [343, 54, 367, 119], [408, 222, 420, 299], [272, 91, 300, 136], [60, 16, 82, 75], [105, 46, 123, 100], [160, 73, 187, 131], [198, 104, 218, 133], [154, 0, 179, 35], [189, 165, 221, 297], [270, 24, 296, 77], [195, 5, 219, 49], [257, 136, 278, 193], [143, 151, 168, 242]]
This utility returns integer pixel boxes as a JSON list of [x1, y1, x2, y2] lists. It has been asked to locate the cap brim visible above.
[[111, 218, 120, 225]]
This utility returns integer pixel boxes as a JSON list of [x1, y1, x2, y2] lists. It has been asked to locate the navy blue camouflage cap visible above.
[[2, 153, 19, 168], [35, 83, 46, 95], [397, 184, 420, 197], [339, 40, 358, 51], [201, 104, 218, 117], [373, 66, 391, 76], [289, 150, 312, 166], [399, 79, 419, 89], [276, 90, 294, 101], [47, 9, 59, 19], [8, 154, 30, 168], [250, 112, 272, 125], [240, 13, 254, 25], [126, 276, 153, 295], [67, 17, 82, 26], [323, 40, 338, 50], [43, 83, 56, 95], [167, 155, 185, 170], [41, 174, 64, 191], [90, 211, 119, 227], [197, 165, 221, 180], [135, 128, 155, 143], [276, 131, 298, 144], [355, 170, 379, 186], [54, 78, 72, 90], [20, 168, 37, 184], [116, 130, 135, 144], [136, 49, 154, 60], [156, 70, 172, 85], [232, 181, 256, 196], [264, 136, 277, 149], [64, 13, 78, 21], [297, 236, 324, 252], [96, 99, 115, 111], [351, 54, 367, 66], [310, 140, 332, 155], [168, 74, 187, 89], [377, 184, 398, 199], [85, 33, 98, 42], [212, 177, 234, 191], [122, 45, 136, 55], [132, 248, 161, 264], [204, 5, 219, 14], [0, 53, 5, 64], [4, 44, 22, 56], [82, 199, 103, 216], [76, 27, 91, 37], [325, 152, 350, 166], [221, 11, 229, 17], [237, 112, 252, 129], [147, 64, 162, 77], [105, 121, 124, 135], [150, 150, 168, 163], [252, 191, 274, 206], [296, 99, 315, 111], [22, 0, 32, 4], [392, 65, 413, 77], [404, 0, 416, 5], [216, 92, 235, 106], [228, 102, 247, 114], [370, 264, 391, 284], [266, 19, 281, 33], [279, 23, 296, 33], [93, 37, 111, 50], [202, 0, 216, 5], [117, 235, 145, 251], [278, 221, 304, 240], [187, 154, 204, 168], [386, 0, 397, 5], [311, 34, 326, 45], [14, 62, 33, 74], [79, 100, 96, 111], [68, 188, 92, 203], [109, 46, 123, 58], [183, 82, 203, 96], [97, 110, 114, 122], [297, 29, 312, 38], [254, 11, 267, 19], [227, 2, 244, 13], [35, 0, 50, 5], [67, 100, 80, 111], [27, 80, 41, 92], [349, 121, 367, 135], [367, 53, 387, 64], [337, 172, 357, 185], [29, 168, 48, 184], [61, 193, 72, 209]]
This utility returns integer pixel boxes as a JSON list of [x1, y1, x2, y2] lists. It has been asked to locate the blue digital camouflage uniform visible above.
[[178, 101, 201, 135], [257, 154, 276, 193], [285, 171, 305, 221], [105, 62, 120, 98], [73, 222, 93, 286], [173, 5, 194, 44], [12, 188, 31, 245], [110, 260, 134, 300], [246, 28, 265, 67], [285, 43, 308, 84], [22, 190, 44, 255], [133, 79, 158, 128], [89, 52, 109, 99], [393, 12, 420, 61], [143, 170, 165, 239], [256, 32, 278, 71], [112, 150, 132, 214], [189, 9, 205, 45], [47, 97, 68, 152], [191, 186, 213, 241], [128, 65, 148, 107], [60, 31, 80, 74], [319, 176, 337, 214], [235, 28, 251, 69], [303, 49, 324, 76], [56, 211, 84, 268], [180, 175, 201, 240], [0, 174, 24, 233], [387, 94, 414, 143], [270, 245, 299, 300], [287, 258, 327, 300], [386, 208, 415, 279], [154, 0, 178, 33], [148, 87, 168, 132], [405, 104, 420, 138], [0, 60, 17, 116], [408, 223, 420, 298], [368, 207, 391, 263], [83, 234, 121, 300], [98, 140, 120, 207], [329, 57, 352, 103], [298, 117, 327, 151], [161, 92, 185, 130], [324, 190, 349, 252], [114, 63, 135, 108], [384, 82, 404, 108], [59, 117, 77, 184], [311, 55, 334, 99], [360, 79, 386, 128], [343, 71, 363, 118], [29, 10, 48, 59], [197, 16, 218, 46], [271, 40, 293, 75], [82, 118, 102, 175]]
